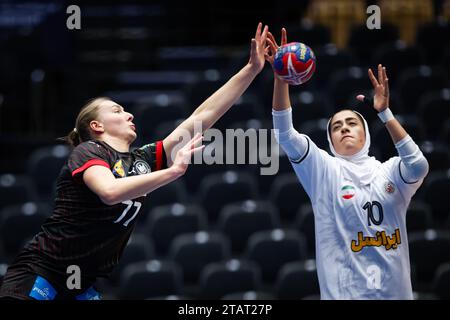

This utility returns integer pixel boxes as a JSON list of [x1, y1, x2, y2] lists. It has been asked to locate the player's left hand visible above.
[[247, 22, 269, 74], [357, 64, 390, 112]]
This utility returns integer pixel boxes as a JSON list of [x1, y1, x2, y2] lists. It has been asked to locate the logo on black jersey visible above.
[[112, 159, 125, 177], [133, 160, 151, 174]]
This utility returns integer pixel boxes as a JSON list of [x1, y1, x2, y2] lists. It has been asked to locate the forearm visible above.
[[384, 116, 408, 144], [163, 64, 258, 166], [271, 78, 308, 160], [272, 77, 290, 111], [105, 167, 181, 205], [191, 64, 258, 129]]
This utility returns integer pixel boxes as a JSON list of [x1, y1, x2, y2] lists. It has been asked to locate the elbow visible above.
[[420, 156, 430, 178], [404, 155, 430, 182], [274, 128, 294, 144], [414, 152, 430, 180], [99, 188, 120, 206]]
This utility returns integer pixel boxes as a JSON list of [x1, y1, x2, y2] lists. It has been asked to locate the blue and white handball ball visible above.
[[273, 42, 316, 85]]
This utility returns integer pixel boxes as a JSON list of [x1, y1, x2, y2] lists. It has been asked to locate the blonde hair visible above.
[[62, 97, 110, 147]]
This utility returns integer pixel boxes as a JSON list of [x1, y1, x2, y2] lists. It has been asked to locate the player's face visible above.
[[96, 100, 137, 142], [330, 110, 365, 156]]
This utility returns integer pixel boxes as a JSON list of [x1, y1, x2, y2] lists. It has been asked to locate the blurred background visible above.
[[0, 0, 449, 300]]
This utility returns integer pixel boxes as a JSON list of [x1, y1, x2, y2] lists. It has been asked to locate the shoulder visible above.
[[68, 140, 114, 167], [133, 140, 167, 171], [135, 141, 161, 152], [380, 156, 401, 174], [73, 140, 112, 156], [72, 140, 104, 152]]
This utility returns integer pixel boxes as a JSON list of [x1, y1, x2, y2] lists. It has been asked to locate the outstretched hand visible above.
[[264, 28, 287, 67], [172, 133, 204, 176], [357, 64, 390, 112], [247, 22, 269, 74]]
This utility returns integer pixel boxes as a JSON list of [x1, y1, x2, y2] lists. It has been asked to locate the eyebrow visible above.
[[112, 104, 124, 111], [331, 117, 359, 127]]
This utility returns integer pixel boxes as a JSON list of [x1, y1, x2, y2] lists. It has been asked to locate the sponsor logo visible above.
[[32, 287, 50, 299], [366, 265, 381, 289], [351, 228, 401, 252], [29, 276, 57, 300]]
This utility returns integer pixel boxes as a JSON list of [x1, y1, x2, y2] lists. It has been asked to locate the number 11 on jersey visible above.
[[114, 200, 142, 227]]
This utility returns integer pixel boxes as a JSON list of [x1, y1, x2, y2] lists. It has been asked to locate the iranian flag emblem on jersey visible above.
[[340, 185, 356, 199]]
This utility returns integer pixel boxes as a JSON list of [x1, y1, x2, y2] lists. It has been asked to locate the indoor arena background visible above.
[[0, 0, 449, 300]]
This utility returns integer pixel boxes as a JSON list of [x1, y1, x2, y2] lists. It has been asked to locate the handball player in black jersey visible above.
[[0, 23, 269, 300]]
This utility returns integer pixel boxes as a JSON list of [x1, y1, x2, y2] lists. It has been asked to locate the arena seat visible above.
[[119, 259, 182, 299], [296, 204, 316, 258], [169, 231, 231, 284], [26, 145, 70, 201], [245, 229, 307, 283], [423, 172, 450, 223], [218, 200, 280, 254], [417, 88, 450, 140], [409, 230, 450, 285], [397, 66, 449, 113], [0, 174, 36, 212], [432, 263, 450, 299], [0, 202, 50, 256], [109, 233, 155, 284], [199, 259, 261, 299], [406, 201, 434, 232], [270, 173, 310, 222], [145, 203, 207, 256], [197, 171, 259, 224], [275, 260, 320, 300]]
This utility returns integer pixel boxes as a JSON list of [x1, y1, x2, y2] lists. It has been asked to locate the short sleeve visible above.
[[135, 140, 167, 172], [289, 135, 335, 202], [68, 141, 111, 181]]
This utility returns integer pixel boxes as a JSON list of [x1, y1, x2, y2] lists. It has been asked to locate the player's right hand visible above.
[[171, 133, 204, 176]]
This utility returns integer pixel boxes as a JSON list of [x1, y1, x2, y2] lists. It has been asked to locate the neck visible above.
[[338, 147, 369, 162], [99, 135, 130, 152]]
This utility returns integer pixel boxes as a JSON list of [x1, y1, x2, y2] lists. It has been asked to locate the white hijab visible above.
[[326, 110, 381, 186]]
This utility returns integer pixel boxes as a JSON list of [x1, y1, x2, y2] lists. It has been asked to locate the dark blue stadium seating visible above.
[[199, 259, 262, 299]]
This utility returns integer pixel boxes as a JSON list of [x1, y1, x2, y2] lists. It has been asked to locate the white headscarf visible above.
[[326, 110, 381, 186]]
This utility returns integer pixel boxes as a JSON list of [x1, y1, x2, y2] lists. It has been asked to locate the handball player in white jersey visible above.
[[265, 29, 429, 299]]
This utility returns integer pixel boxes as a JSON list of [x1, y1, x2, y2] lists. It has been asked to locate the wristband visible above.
[[377, 108, 394, 123]]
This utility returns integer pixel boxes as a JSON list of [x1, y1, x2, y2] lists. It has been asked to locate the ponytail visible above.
[[57, 97, 110, 148], [58, 128, 81, 147]]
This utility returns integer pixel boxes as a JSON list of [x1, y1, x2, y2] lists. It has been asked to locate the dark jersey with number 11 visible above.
[[2, 139, 167, 294]]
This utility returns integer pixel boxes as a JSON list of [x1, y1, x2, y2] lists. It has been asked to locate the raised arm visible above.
[[357, 64, 429, 182], [84, 134, 204, 205], [162, 23, 269, 167], [265, 28, 308, 162], [357, 64, 408, 143], [266, 28, 291, 111]]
